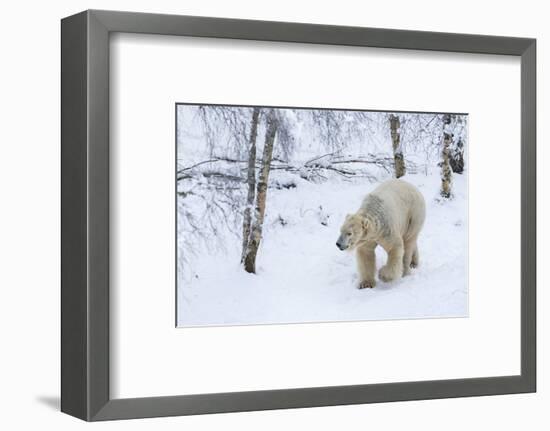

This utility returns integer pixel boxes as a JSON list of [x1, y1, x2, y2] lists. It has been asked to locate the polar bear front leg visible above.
[[378, 238, 404, 282], [356, 243, 376, 289]]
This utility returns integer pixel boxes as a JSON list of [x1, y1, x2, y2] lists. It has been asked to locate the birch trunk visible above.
[[244, 110, 278, 274], [450, 137, 465, 174], [440, 114, 453, 198], [389, 114, 406, 178], [241, 107, 260, 263]]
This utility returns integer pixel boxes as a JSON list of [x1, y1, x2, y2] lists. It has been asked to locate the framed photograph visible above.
[[176, 104, 469, 326], [61, 9, 536, 421]]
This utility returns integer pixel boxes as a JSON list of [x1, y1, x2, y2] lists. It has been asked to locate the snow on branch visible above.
[[177, 153, 403, 185]]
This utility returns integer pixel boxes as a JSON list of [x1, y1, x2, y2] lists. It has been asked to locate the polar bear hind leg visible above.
[[402, 235, 418, 275], [410, 243, 419, 268]]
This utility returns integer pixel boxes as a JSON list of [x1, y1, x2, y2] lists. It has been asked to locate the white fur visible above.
[[337, 179, 426, 288]]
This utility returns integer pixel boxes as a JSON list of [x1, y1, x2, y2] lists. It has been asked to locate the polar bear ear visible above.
[[345, 213, 353, 221], [361, 218, 370, 232]]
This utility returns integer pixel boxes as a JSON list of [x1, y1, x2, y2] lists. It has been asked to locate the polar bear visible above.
[[336, 179, 426, 289]]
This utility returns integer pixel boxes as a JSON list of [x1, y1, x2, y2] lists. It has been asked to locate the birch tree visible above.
[[440, 114, 453, 198], [241, 107, 260, 262], [450, 137, 465, 174], [449, 115, 466, 174], [243, 109, 279, 273], [389, 114, 406, 178]]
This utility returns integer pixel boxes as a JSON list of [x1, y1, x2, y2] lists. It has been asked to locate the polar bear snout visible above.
[[336, 232, 350, 250]]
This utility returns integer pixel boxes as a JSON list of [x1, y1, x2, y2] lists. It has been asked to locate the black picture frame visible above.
[[61, 9, 536, 421]]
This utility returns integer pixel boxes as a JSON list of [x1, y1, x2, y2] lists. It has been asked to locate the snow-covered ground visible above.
[[177, 171, 468, 327]]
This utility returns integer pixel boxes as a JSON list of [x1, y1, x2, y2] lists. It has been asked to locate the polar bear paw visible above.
[[358, 280, 376, 289], [378, 265, 399, 282]]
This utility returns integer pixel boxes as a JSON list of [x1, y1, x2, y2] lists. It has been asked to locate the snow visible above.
[[177, 171, 468, 327], [176, 105, 468, 327]]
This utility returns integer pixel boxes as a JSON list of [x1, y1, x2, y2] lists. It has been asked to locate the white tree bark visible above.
[[389, 114, 406, 178], [440, 114, 453, 198], [244, 110, 279, 273], [241, 107, 260, 263]]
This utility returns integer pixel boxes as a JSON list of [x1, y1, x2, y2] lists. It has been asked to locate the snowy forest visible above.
[[177, 104, 468, 327]]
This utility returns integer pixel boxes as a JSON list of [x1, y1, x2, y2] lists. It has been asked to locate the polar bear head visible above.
[[336, 214, 369, 250]]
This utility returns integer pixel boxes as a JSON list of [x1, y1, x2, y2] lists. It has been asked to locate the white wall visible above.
[[0, 0, 546, 429]]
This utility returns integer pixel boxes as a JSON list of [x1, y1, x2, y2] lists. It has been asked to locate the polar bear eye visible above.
[[347, 232, 352, 237]]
